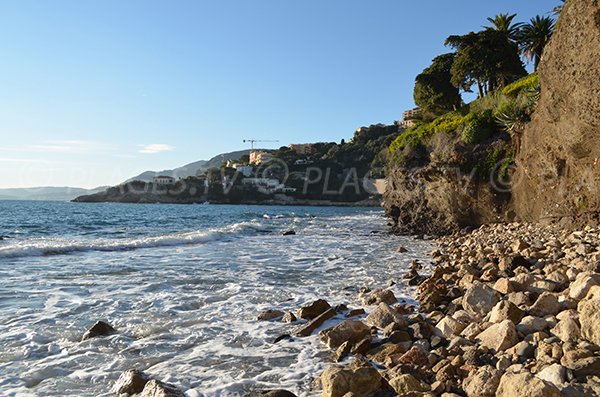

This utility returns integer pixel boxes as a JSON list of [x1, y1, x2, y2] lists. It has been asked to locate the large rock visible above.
[[536, 364, 567, 387], [364, 302, 406, 329], [529, 292, 561, 317], [489, 300, 524, 324], [463, 365, 502, 397], [550, 317, 581, 342], [140, 379, 185, 397], [516, 316, 548, 335], [257, 310, 285, 321], [360, 289, 396, 306], [388, 374, 427, 395], [433, 316, 467, 339], [475, 320, 518, 352], [577, 298, 600, 345], [513, 0, 600, 225], [319, 320, 371, 349], [297, 299, 331, 320], [294, 308, 336, 337], [112, 369, 150, 395], [463, 282, 500, 318], [496, 371, 561, 397], [366, 343, 405, 364], [570, 274, 600, 301], [81, 320, 116, 341], [320, 362, 382, 397]]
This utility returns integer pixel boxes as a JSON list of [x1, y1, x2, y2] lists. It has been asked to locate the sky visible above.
[[0, 0, 559, 188]]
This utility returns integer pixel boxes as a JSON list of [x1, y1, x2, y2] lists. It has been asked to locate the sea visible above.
[[0, 201, 433, 397]]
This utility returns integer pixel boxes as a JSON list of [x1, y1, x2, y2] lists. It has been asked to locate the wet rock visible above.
[[273, 334, 292, 344], [320, 361, 382, 397], [360, 289, 397, 306], [476, 320, 518, 352], [463, 282, 500, 318], [256, 390, 297, 397], [294, 308, 336, 337], [388, 374, 427, 395], [496, 371, 561, 397], [297, 299, 331, 320], [364, 302, 406, 329], [282, 230, 296, 236], [257, 310, 285, 321], [346, 308, 366, 318], [463, 365, 502, 397], [112, 369, 150, 395], [397, 246, 408, 253], [282, 312, 297, 323], [333, 341, 352, 363], [140, 379, 185, 397], [81, 321, 116, 341], [319, 320, 371, 348]]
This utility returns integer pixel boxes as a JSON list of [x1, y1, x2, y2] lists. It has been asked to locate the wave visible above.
[[0, 221, 266, 259]]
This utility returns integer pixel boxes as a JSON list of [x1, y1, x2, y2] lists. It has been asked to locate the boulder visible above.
[[476, 320, 518, 352], [360, 289, 397, 306], [577, 297, 600, 345], [256, 390, 297, 397], [81, 321, 116, 341], [536, 364, 567, 387], [388, 374, 427, 395], [112, 369, 150, 395], [463, 365, 501, 397], [489, 300, 524, 324], [463, 282, 500, 318], [320, 362, 382, 397], [257, 310, 285, 321], [433, 316, 467, 339], [550, 317, 580, 343], [364, 302, 406, 329], [294, 308, 336, 337], [319, 320, 371, 348], [516, 316, 548, 335], [366, 343, 405, 364], [140, 380, 185, 397], [496, 372, 561, 397], [529, 292, 561, 317], [569, 274, 600, 300], [282, 312, 297, 323], [398, 346, 429, 367], [297, 299, 331, 320], [561, 354, 600, 381], [493, 278, 515, 295]]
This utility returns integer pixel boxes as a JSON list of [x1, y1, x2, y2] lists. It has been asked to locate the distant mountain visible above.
[[0, 186, 108, 201], [124, 149, 251, 183]]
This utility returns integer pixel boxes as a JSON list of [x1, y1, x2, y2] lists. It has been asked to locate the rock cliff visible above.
[[513, 0, 600, 227]]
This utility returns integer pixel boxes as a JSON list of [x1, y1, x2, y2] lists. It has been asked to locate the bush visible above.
[[460, 109, 495, 144], [502, 73, 539, 97], [431, 113, 464, 133]]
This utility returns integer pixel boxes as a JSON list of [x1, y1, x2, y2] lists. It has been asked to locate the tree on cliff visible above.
[[446, 29, 526, 97], [485, 13, 522, 43], [518, 15, 556, 70], [413, 53, 462, 116]]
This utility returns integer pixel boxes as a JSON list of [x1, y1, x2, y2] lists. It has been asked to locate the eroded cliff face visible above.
[[513, 0, 600, 227]]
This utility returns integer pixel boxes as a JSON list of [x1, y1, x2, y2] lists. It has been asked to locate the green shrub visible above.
[[460, 109, 495, 144], [431, 113, 464, 133], [502, 73, 539, 97]]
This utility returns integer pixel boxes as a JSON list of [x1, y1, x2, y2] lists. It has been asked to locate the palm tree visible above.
[[518, 15, 556, 70], [485, 13, 523, 42]]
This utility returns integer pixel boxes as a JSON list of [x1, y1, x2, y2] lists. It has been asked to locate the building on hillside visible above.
[[289, 144, 316, 155], [249, 150, 273, 164], [398, 107, 421, 128], [233, 164, 254, 177], [153, 176, 176, 185]]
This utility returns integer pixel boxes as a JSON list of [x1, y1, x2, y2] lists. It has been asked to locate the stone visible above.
[[367, 343, 405, 364], [550, 317, 581, 342], [577, 298, 600, 345], [508, 341, 535, 361], [81, 320, 116, 341], [506, 292, 531, 307], [282, 312, 297, 323], [346, 308, 365, 318], [257, 390, 297, 397], [495, 371, 561, 397], [388, 374, 426, 395], [512, 239, 530, 253], [461, 323, 482, 340], [297, 299, 331, 320], [397, 246, 408, 253], [463, 365, 501, 397], [476, 320, 518, 352], [112, 369, 150, 395], [319, 320, 371, 348], [294, 308, 336, 337], [536, 364, 566, 387], [282, 230, 296, 236], [516, 316, 548, 335], [364, 302, 406, 329], [489, 300, 524, 324], [350, 338, 371, 355], [493, 278, 515, 294], [463, 282, 500, 318], [360, 289, 396, 306], [333, 341, 352, 363], [398, 346, 429, 367], [140, 379, 185, 397], [529, 292, 561, 317], [569, 274, 600, 300], [562, 355, 600, 381], [257, 310, 285, 322], [433, 316, 467, 339], [320, 362, 382, 397]]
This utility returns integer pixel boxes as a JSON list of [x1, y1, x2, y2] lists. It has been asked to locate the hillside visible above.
[[0, 186, 108, 201]]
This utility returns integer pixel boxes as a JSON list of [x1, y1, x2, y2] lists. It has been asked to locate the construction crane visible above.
[[243, 139, 279, 150]]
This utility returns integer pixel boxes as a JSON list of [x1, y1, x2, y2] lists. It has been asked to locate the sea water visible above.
[[0, 201, 432, 396]]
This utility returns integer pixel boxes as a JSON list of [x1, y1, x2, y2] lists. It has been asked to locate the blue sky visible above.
[[0, 0, 558, 188]]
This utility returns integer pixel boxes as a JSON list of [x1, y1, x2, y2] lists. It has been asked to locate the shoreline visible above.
[[284, 221, 600, 397]]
